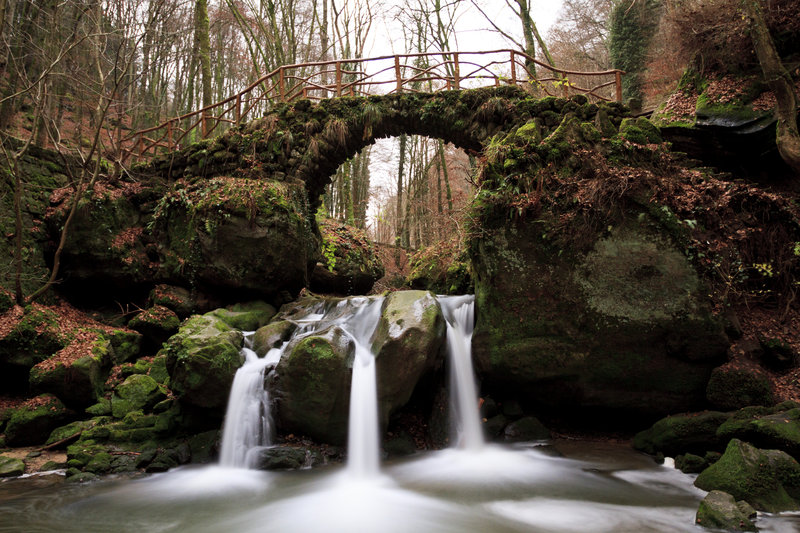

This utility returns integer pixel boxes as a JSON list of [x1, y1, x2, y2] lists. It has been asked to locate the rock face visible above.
[[163, 313, 244, 412], [372, 291, 445, 423], [695, 439, 800, 513], [696, 490, 757, 532], [472, 218, 729, 418], [310, 220, 384, 295], [274, 292, 445, 445]]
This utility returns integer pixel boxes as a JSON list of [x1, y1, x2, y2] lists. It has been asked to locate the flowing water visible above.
[[2, 294, 800, 532]]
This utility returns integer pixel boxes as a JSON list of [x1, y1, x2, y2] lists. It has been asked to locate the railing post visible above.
[[278, 67, 286, 101], [137, 134, 144, 156], [335, 61, 342, 97], [453, 52, 460, 90], [561, 72, 569, 98], [235, 94, 241, 124], [167, 120, 173, 150], [201, 113, 208, 138], [615, 70, 623, 103], [394, 56, 403, 93], [510, 51, 517, 85]]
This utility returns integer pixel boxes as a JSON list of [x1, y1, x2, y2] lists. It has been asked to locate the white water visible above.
[[438, 295, 483, 450], [218, 296, 385, 474], [219, 336, 275, 468]]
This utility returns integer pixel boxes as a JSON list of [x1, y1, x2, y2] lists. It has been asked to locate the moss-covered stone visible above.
[[128, 305, 181, 349], [633, 411, 731, 456], [0, 455, 25, 477], [372, 291, 445, 426], [310, 220, 384, 295], [274, 325, 354, 444], [407, 244, 472, 295], [149, 284, 196, 318], [163, 313, 244, 411], [45, 420, 95, 446], [717, 406, 800, 460], [5, 394, 73, 446], [252, 320, 296, 357], [675, 453, 708, 473], [29, 337, 110, 409], [695, 439, 800, 512], [503, 416, 551, 442], [706, 365, 774, 411], [695, 490, 757, 532], [107, 329, 142, 365], [208, 301, 277, 331], [85, 398, 111, 416], [0, 307, 66, 371], [111, 374, 166, 418]]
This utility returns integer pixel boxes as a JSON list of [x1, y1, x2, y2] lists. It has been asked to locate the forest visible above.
[[1, 0, 800, 531]]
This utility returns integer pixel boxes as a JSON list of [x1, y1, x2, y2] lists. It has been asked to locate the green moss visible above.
[[111, 374, 166, 418], [5, 394, 72, 446], [0, 456, 25, 477], [632, 411, 730, 456]]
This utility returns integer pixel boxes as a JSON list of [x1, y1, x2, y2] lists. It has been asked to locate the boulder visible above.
[[695, 490, 757, 532], [372, 291, 445, 423], [695, 439, 800, 512], [717, 405, 800, 460], [207, 301, 277, 331], [107, 329, 143, 365], [4, 394, 73, 447], [29, 337, 112, 409], [675, 453, 707, 474], [274, 326, 354, 444], [633, 411, 730, 456], [252, 320, 296, 356], [503, 416, 551, 442], [310, 220, 384, 295], [111, 374, 167, 418], [706, 365, 773, 411], [149, 284, 196, 318], [0, 308, 67, 393], [163, 313, 244, 411], [0, 456, 25, 477], [253, 446, 322, 470], [128, 306, 181, 349]]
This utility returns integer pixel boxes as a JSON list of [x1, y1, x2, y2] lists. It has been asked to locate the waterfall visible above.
[[218, 297, 384, 473], [219, 335, 275, 468], [438, 295, 483, 451], [339, 298, 384, 479]]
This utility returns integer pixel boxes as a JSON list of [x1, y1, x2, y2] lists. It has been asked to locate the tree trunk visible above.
[[742, 0, 800, 175], [195, 0, 212, 136], [396, 133, 407, 246]]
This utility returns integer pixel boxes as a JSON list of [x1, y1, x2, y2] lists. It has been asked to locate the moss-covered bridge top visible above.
[[141, 86, 629, 208], [128, 50, 624, 161]]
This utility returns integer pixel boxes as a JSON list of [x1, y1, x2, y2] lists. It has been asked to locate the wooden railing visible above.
[[124, 49, 624, 161]]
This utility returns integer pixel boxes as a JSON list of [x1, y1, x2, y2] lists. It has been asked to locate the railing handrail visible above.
[[123, 49, 624, 162]]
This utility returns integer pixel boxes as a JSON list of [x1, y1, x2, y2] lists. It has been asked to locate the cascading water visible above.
[[218, 296, 384, 474], [438, 295, 483, 450], [218, 334, 275, 468]]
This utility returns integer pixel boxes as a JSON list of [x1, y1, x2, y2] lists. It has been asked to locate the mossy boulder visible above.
[[706, 365, 774, 411], [472, 217, 729, 419], [372, 291, 445, 424], [717, 405, 800, 460], [128, 305, 181, 349], [675, 453, 708, 474], [274, 325, 355, 444], [619, 117, 662, 144], [0, 456, 25, 477], [4, 394, 73, 446], [503, 416, 551, 442], [107, 329, 142, 364], [310, 220, 384, 295], [111, 374, 167, 418], [163, 313, 244, 411], [695, 439, 800, 513], [0, 308, 67, 388], [407, 244, 472, 295], [45, 419, 96, 446], [29, 336, 112, 409], [207, 301, 277, 331], [253, 320, 297, 356], [149, 284, 196, 318], [695, 490, 757, 532], [633, 411, 731, 456]]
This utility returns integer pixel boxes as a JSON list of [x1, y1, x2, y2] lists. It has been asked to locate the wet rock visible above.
[[695, 439, 800, 512], [163, 313, 244, 412], [675, 453, 707, 474], [633, 411, 730, 456], [483, 414, 508, 440], [207, 301, 277, 331], [503, 417, 551, 442], [309, 220, 384, 295], [372, 291, 445, 424], [4, 394, 73, 447], [252, 320, 296, 356], [695, 490, 757, 532], [384, 430, 417, 457], [253, 446, 321, 470], [0, 456, 25, 477]]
